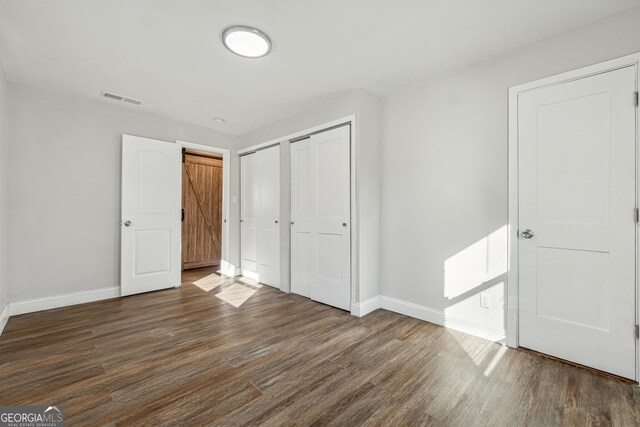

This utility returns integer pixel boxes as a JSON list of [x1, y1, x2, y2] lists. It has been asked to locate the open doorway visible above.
[[177, 140, 232, 286], [182, 147, 223, 270]]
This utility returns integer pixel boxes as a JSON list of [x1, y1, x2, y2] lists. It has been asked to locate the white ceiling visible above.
[[1, 0, 639, 135]]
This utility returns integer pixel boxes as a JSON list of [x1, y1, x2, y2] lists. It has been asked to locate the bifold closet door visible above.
[[240, 145, 280, 288], [240, 153, 258, 279], [257, 145, 280, 287], [291, 126, 350, 310]]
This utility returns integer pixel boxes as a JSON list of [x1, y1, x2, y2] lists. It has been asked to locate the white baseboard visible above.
[[379, 295, 444, 326], [9, 287, 120, 316], [351, 296, 381, 317], [0, 304, 9, 336], [220, 262, 241, 278], [443, 316, 506, 343], [239, 269, 260, 282], [378, 295, 504, 342]]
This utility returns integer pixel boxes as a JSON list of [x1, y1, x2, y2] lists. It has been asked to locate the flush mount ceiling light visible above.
[[222, 25, 271, 58]]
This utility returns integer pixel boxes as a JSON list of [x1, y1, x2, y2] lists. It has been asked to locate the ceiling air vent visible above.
[[101, 91, 143, 106]]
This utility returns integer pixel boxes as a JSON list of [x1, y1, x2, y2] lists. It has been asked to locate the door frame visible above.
[[238, 115, 358, 311], [507, 53, 640, 381], [177, 140, 232, 277]]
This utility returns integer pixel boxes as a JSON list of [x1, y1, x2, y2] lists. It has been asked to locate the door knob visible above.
[[342, 222, 348, 227], [520, 229, 534, 239], [123, 220, 132, 227], [275, 220, 279, 224]]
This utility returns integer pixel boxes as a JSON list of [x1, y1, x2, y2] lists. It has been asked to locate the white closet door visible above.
[[291, 138, 314, 297], [291, 126, 351, 310], [518, 66, 636, 379], [121, 135, 181, 296], [240, 153, 259, 280], [257, 145, 280, 288]]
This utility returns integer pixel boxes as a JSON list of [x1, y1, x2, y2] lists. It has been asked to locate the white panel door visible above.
[[257, 145, 280, 288], [291, 138, 314, 298], [291, 126, 351, 310], [518, 66, 636, 379], [121, 135, 181, 296], [241, 153, 259, 280]]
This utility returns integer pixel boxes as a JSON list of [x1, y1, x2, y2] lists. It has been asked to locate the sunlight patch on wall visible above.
[[444, 282, 506, 342], [444, 225, 508, 299]]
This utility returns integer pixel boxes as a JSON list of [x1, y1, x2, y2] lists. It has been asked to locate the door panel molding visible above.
[[508, 53, 640, 381]]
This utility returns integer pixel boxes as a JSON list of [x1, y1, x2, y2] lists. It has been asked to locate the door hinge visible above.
[[182, 147, 186, 163], [635, 208, 639, 223], [635, 92, 638, 107], [181, 208, 185, 222], [635, 324, 639, 339]]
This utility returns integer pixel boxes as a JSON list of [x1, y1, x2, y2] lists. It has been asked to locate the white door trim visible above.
[[176, 140, 233, 277], [508, 52, 640, 381], [240, 115, 359, 309]]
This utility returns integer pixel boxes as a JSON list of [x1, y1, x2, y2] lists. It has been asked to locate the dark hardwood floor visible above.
[[1, 268, 639, 426]]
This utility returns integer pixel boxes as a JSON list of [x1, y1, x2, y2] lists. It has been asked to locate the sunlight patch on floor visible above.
[[484, 345, 508, 377], [448, 330, 496, 366], [192, 273, 228, 292], [215, 283, 259, 307]]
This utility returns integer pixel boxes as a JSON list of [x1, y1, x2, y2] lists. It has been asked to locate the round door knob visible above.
[[342, 222, 348, 227], [275, 220, 279, 224], [520, 229, 534, 239], [123, 220, 132, 227]]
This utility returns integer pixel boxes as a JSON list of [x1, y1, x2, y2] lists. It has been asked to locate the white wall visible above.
[[239, 89, 382, 303], [0, 61, 8, 318], [380, 8, 640, 341], [7, 83, 239, 303]]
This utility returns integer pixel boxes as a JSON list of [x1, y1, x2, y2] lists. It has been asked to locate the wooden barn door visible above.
[[182, 150, 223, 269]]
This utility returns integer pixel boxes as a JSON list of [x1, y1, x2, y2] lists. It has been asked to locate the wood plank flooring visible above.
[[1, 268, 639, 426]]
